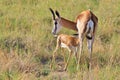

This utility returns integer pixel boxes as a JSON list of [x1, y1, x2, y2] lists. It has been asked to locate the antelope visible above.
[[49, 8, 98, 70], [49, 8, 77, 36], [51, 34, 79, 71]]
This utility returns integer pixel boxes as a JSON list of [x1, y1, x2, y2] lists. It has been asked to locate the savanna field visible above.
[[0, 0, 120, 80]]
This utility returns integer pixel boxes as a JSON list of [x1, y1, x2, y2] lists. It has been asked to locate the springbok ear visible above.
[[49, 8, 55, 20], [55, 10, 60, 18]]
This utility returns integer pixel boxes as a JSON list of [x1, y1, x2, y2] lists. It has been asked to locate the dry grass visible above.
[[0, 0, 120, 80]]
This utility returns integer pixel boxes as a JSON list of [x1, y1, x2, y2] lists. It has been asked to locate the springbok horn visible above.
[[49, 8, 55, 20], [55, 10, 60, 18]]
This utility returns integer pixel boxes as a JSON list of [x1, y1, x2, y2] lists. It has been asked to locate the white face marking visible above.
[[55, 22, 62, 34], [52, 20, 62, 35]]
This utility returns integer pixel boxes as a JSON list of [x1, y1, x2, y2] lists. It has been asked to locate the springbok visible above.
[[51, 34, 79, 71], [49, 8, 77, 36], [49, 8, 98, 70]]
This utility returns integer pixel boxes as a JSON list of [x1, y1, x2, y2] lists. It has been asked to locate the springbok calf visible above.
[[51, 34, 79, 71], [49, 8, 98, 70]]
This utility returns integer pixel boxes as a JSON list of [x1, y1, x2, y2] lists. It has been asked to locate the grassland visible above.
[[0, 0, 120, 80]]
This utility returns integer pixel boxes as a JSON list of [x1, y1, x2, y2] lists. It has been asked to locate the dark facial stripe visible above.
[[54, 22, 57, 33]]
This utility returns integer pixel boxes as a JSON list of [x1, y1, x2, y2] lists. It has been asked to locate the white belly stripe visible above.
[[61, 42, 67, 48]]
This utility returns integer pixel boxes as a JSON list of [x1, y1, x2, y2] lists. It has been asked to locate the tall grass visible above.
[[0, 0, 120, 80]]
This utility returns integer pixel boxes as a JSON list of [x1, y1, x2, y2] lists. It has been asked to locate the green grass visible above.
[[0, 0, 120, 80]]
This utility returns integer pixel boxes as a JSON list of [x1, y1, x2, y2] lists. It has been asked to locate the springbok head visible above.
[[49, 8, 62, 35]]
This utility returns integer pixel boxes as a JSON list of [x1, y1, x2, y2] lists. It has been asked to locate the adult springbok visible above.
[[51, 34, 79, 71], [49, 8, 98, 70]]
